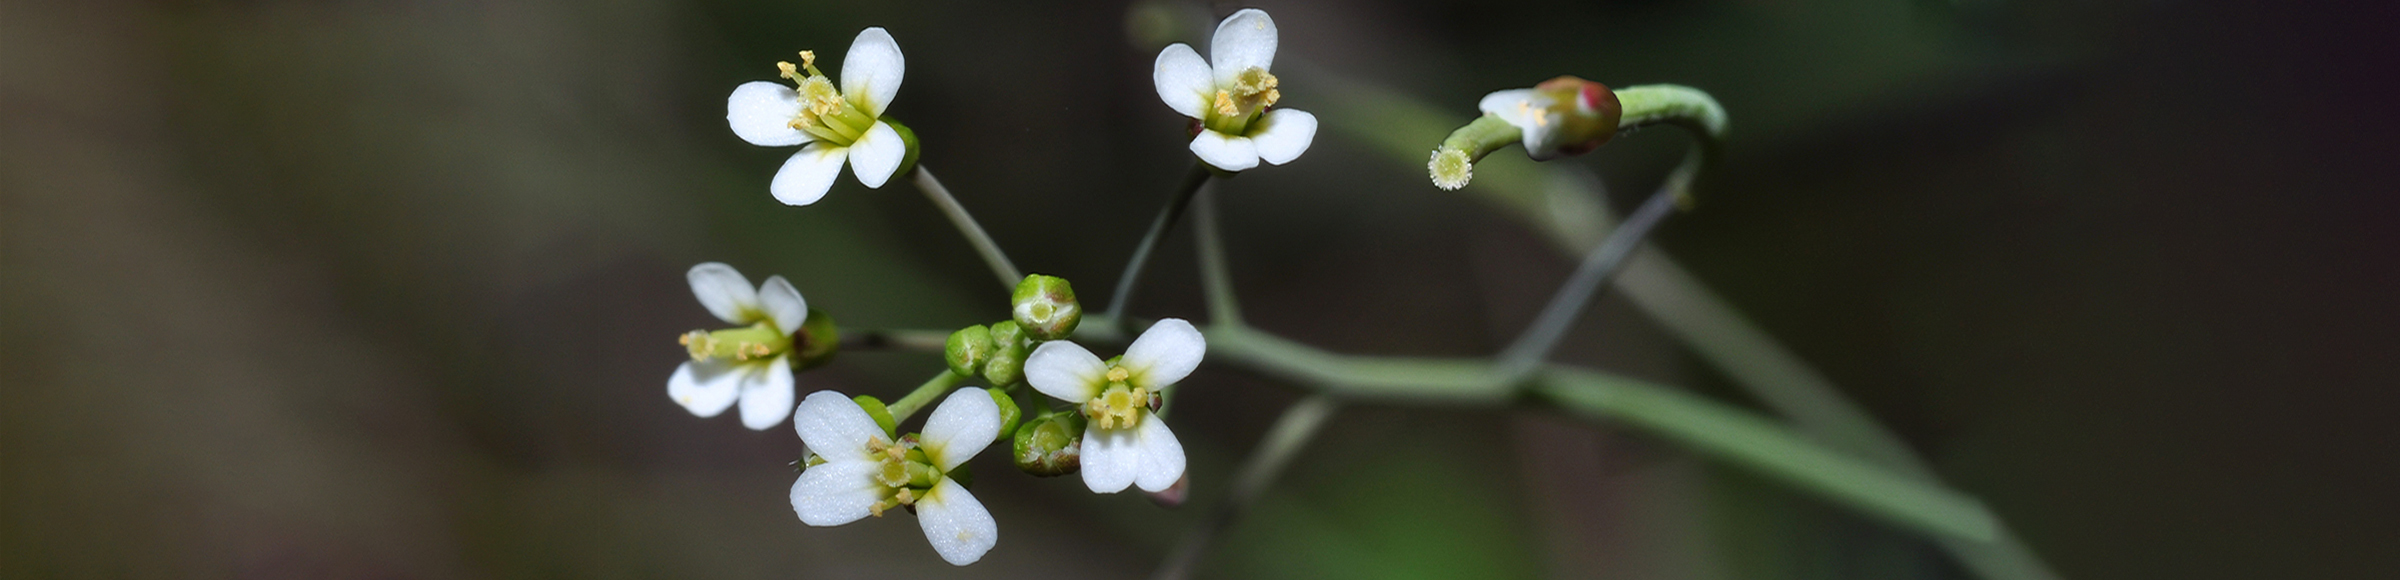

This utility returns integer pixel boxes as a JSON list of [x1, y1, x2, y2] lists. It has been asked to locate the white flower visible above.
[[1475, 76, 1617, 161], [1152, 9, 1318, 172], [1023, 318, 1202, 493], [727, 27, 909, 206], [668, 263, 808, 430], [791, 389, 1001, 566]]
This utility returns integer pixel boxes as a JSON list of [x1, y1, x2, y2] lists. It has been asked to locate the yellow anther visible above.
[[1106, 366, 1132, 383], [1232, 68, 1278, 97], [777, 61, 800, 80], [1213, 90, 1238, 117], [1261, 88, 1280, 107], [799, 51, 817, 69]]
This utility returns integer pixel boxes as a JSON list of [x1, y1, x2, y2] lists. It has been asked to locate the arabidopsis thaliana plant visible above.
[[1024, 318, 1202, 493], [1152, 9, 1317, 172], [791, 389, 1001, 566], [669, 263, 807, 430], [727, 27, 909, 206]]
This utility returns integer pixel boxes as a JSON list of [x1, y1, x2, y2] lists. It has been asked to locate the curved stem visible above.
[[1103, 163, 1215, 331], [910, 165, 1022, 291], [1493, 151, 1695, 381], [1151, 395, 1339, 580]]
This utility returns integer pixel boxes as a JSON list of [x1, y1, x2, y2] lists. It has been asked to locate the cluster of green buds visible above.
[[941, 274, 1091, 477]]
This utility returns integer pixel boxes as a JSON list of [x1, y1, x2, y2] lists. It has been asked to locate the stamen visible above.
[[1213, 90, 1238, 117], [777, 61, 800, 81], [1106, 367, 1132, 383], [798, 50, 824, 77]]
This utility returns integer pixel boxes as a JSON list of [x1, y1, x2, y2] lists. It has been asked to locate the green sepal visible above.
[[987, 388, 1021, 437], [982, 321, 1030, 387], [853, 395, 898, 438], [881, 117, 922, 183]]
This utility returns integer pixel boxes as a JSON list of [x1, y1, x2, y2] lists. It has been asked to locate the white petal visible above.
[[1078, 424, 1142, 493], [1188, 130, 1259, 172], [1477, 88, 1558, 154], [668, 360, 741, 418], [757, 275, 807, 335], [1477, 88, 1543, 119], [727, 81, 813, 147], [847, 121, 906, 189], [771, 142, 848, 206], [1024, 341, 1108, 403], [793, 390, 886, 462], [915, 478, 997, 566], [1129, 414, 1187, 492], [1151, 43, 1214, 119], [841, 27, 905, 117], [1249, 108, 1317, 166], [687, 262, 759, 324], [919, 388, 1000, 472], [1209, 8, 1279, 87], [791, 459, 883, 527], [736, 356, 797, 430], [1122, 318, 1206, 388]]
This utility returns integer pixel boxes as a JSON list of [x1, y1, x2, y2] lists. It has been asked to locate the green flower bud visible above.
[[945, 324, 995, 376], [987, 388, 1020, 437], [1012, 412, 1084, 477], [852, 395, 897, 438], [981, 321, 1031, 387], [793, 308, 841, 370], [1010, 274, 1082, 340]]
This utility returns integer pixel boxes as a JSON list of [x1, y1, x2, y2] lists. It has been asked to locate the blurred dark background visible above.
[[5, 0, 2396, 578]]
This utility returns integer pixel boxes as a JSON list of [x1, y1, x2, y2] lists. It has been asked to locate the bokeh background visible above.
[[6, 0, 2396, 578]]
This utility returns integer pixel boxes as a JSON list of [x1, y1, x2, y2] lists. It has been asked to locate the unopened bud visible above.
[[1010, 274, 1082, 340], [945, 325, 995, 376], [1012, 412, 1084, 477], [981, 321, 1031, 387], [793, 308, 841, 370]]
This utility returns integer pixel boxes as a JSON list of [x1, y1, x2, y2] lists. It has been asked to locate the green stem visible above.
[[1194, 186, 1242, 329], [1070, 318, 2001, 544], [885, 370, 969, 424], [839, 328, 951, 352], [1493, 167, 1688, 381], [910, 165, 1023, 291], [1151, 395, 1340, 580], [1532, 368, 1996, 543], [1103, 163, 1215, 331]]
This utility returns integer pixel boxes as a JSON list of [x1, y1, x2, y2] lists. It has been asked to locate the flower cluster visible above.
[[668, 8, 1386, 567]]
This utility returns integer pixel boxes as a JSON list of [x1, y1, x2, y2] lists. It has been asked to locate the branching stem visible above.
[[1103, 163, 1215, 331], [911, 165, 1023, 291]]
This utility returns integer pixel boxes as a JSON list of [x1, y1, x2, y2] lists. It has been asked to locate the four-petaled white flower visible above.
[[727, 27, 909, 206], [669, 263, 807, 430], [792, 389, 1001, 566], [1024, 318, 1202, 493], [1152, 9, 1318, 172]]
